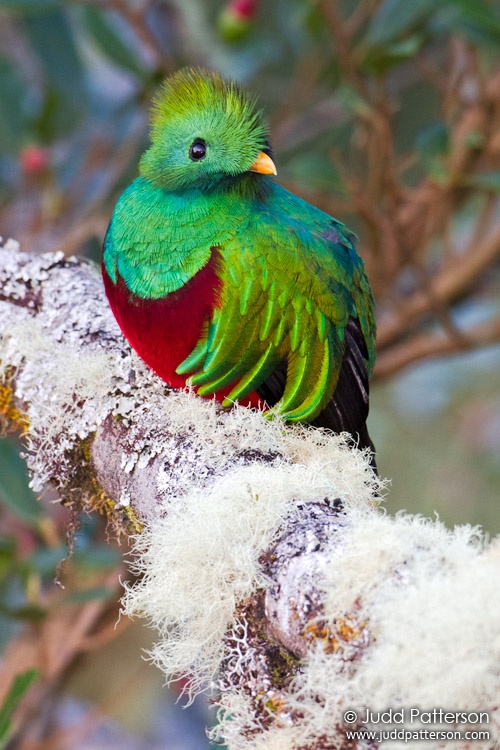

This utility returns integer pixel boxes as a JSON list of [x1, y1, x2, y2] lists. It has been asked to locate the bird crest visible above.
[[140, 68, 271, 190], [150, 67, 268, 149]]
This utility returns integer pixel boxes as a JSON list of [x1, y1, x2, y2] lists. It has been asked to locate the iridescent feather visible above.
[[103, 68, 376, 459]]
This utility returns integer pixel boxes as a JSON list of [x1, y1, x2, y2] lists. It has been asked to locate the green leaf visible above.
[[0, 669, 38, 748], [361, 34, 424, 74], [82, 7, 148, 79], [463, 172, 500, 192], [415, 121, 449, 182], [0, 536, 17, 586], [286, 152, 345, 194], [0, 603, 46, 622], [445, 0, 500, 47], [73, 544, 121, 572], [335, 84, 373, 118], [0, 537, 16, 558], [32, 87, 62, 144], [0, 0, 61, 9], [28, 546, 67, 578], [0, 58, 27, 154], [21, 10, 86, 104], [416, 121, 449, 158], [368, 0, 437, 45], [0, 438, 42, 526]]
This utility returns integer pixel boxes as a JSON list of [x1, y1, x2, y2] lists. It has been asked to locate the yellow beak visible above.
[[249, 151, 277, 176]]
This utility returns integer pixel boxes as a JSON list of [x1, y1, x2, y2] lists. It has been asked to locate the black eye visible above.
[[189, 139, 207, 161]]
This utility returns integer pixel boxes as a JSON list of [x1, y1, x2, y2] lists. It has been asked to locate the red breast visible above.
[[102, 254, 262, 409]]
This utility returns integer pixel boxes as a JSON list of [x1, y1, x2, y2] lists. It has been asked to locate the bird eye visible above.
[[189, 139, 207, 161]]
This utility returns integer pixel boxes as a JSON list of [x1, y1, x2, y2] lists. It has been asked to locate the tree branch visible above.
[[1, 241, 499, 749]]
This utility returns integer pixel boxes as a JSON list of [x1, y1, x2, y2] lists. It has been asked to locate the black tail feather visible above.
[[256, 317, 377, 471]]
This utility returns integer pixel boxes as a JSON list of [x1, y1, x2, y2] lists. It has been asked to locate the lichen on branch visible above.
[[1, 241, 499, 750]]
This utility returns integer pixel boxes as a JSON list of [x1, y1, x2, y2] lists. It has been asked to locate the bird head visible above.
[[139, 68, 277, 192]]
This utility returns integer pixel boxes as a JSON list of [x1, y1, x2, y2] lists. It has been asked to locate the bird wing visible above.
[[176, 194, 375, 424]]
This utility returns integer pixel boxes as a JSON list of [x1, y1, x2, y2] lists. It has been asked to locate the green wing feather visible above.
[[176, 185, 376, 422]]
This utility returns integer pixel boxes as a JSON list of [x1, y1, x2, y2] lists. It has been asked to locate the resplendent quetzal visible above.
[[103, 69, 377, 458]]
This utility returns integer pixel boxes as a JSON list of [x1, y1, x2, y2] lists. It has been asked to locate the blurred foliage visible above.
[[0, 668, 38, 749], [0, 436, 122, 642], [1, 0, 500, 747], [0, 0, 498, 246]]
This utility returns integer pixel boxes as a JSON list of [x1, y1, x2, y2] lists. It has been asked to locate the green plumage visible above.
[[103, 68, 376, 443]]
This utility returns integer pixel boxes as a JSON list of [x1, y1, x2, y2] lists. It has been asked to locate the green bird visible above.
[[103, 68, 376, 460]]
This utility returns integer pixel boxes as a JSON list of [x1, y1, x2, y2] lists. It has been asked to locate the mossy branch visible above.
[[1, 241, 498, 750]]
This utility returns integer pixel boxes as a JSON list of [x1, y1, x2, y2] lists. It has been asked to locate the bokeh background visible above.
[[1, 1, 499, 748]]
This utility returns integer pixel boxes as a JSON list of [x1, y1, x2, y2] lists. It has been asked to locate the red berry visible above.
[[20, 145, 49, 175], [228, 0, 257, 19], [218, 0, 258, 41]]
